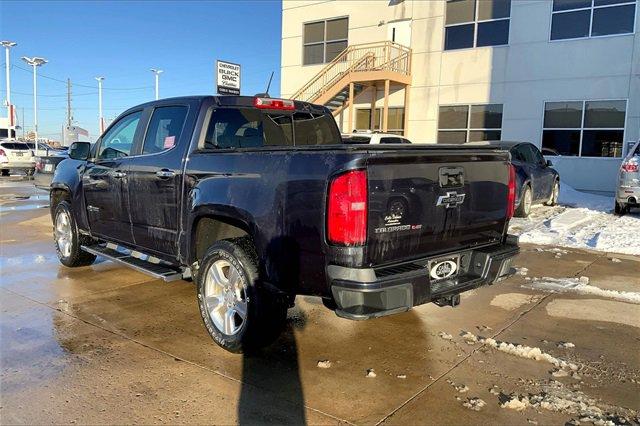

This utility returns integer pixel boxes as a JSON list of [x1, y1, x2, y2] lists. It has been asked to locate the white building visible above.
[[280, 0, 639, 192]]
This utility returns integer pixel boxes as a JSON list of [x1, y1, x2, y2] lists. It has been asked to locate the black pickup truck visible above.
[[51, 95, 519, 353]]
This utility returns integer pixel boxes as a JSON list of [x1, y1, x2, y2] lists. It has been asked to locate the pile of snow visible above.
[[510, 184, 640, 255], [465, 331, 578, 371], [500, 381, 635, 425], [523, 277, 640, 304], [462, 397, 486, 411]]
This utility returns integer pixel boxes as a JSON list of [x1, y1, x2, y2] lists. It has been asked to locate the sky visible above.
[[0, 0, 282, 141]]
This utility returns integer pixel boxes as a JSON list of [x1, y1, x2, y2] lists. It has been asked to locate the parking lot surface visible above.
[[1, 178, 639, 425]]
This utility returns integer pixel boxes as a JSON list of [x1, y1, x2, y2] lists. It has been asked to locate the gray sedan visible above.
[[615, 141, 639, 215]]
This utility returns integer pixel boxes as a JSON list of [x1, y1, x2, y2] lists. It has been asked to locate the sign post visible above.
[[216, 60, 241, 95]]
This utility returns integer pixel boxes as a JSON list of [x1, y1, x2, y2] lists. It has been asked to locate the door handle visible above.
[[156, 169, 175, 179], [111, 170, 126, 178]]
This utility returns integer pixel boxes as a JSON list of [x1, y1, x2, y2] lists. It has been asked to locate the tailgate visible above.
[[366, 150, 510, 265]]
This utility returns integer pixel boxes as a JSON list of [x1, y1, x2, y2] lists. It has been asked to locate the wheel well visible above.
[[193, 216, 249, 261], [50, 189, 71, 218]]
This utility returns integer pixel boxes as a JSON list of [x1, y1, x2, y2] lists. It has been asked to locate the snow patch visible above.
[[365, 369, 376, 378], [462, 397, 486, 411], [509, 184, 640, 255], [316, 360, 332, 369], [523, 277, 640, 304], [438, 331, 453, 340]]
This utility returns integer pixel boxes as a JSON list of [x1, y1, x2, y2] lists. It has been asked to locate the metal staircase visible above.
[[291, 41, 412, 117]]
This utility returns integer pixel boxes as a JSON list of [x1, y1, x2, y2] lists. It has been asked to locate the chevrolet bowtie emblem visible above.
[[436, 191, 466, 208]]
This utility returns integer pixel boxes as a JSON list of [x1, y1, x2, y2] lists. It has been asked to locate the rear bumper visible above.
[[616, 185, 640, 206], [328, 235, 520, 320], [1, 161, 35, 170]]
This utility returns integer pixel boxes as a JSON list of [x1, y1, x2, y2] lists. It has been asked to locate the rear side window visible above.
[[142, 106, 188, 154], [203, 108, 340, 149]]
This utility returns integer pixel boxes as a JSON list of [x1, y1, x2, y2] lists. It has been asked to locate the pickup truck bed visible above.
[[50, 95, 519, 352]]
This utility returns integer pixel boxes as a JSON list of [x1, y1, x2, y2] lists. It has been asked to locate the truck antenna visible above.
[[255, 71, 274, 98]]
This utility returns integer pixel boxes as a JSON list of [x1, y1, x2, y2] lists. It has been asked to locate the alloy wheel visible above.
[[203, 259, 248, 336], [55, 210, 73, 258]]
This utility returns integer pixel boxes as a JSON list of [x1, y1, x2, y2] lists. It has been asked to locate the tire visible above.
[[196, 237, 287, 353], [26, 168, 35, 177], [515, 186, 532, 218], [53, 201, 97, 267], [1, 169, 9, 176], [545, 180, 559, 206], [614, 201, 627, 216]]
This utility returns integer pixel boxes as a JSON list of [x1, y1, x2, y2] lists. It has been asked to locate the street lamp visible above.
[[150, 68, 163, 100], [95, 77, 105, 134], [21, 56, 47, 152], [1, 41, 17, 140]]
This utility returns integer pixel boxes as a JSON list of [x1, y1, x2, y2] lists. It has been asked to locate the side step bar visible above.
[[81, 244, 184, 282]]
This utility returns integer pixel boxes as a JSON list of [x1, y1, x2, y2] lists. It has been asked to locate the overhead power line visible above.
[[12, 63, 154, 91]]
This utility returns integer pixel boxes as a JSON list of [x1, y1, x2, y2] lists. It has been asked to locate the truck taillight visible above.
[[327, 170, 368, 246], [621, 162, 638, 173], [254, 97, 295, 110], [506, 165, 516, 220]]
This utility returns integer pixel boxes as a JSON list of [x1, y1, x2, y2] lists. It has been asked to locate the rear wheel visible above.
[[614, 201, 627, 216], [53, 201, 97, 267], [515, 186, 532, 218], [196, 237, 287, 353], [1, 169, 9, 176], [545, 180, 559, 206]]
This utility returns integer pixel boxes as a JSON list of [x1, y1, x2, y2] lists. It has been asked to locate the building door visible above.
[[387, 20, 411, 46]]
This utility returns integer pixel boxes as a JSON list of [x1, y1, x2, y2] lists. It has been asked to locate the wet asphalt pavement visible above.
[[1, 178, 639, 425]]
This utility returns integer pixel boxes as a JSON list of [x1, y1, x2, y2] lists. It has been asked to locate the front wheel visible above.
[[614, 201, 627, 216], [54, 201, 97, 267], [545, 181, 559, 206], [515, 186, 532, 218], [196, 237, 287, 353]]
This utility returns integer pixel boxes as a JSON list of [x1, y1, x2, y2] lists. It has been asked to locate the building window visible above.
[[550, 0, 636, 41], [437, 104, 503, 143], [303, 17, 348, 65], [542, 100, 626, 157], [355, 107, 405, 135], [444, 0, 511, 51]]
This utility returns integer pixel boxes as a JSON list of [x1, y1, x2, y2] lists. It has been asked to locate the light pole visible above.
[[150, 68, 163, 100], [95, 76, 105, 135], [1, 41, 17, 140], [21, 56, 47, 152]]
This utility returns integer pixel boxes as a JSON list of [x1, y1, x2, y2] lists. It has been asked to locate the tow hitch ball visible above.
[[435, 294, 461, 308]]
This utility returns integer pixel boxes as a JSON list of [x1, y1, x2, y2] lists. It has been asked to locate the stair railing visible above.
[[291, 41, 411, 103]]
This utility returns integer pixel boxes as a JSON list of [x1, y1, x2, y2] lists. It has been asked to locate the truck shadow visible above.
[[238, 311, 308, 425]]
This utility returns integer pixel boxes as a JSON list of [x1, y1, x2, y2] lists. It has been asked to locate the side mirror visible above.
[[68, 142, 91, 160], [546, 160, 553, 167]]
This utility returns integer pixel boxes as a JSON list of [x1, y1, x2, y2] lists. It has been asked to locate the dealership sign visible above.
[[216, 60, 241, 95]]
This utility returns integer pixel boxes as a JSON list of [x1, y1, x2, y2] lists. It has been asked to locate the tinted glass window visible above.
[[594, 0, 631, 5], [542, 130, 581, 156], [584, 100, 626, 128], [470, 104, 503, 128], [551, 10, 590, 40], [634, 143, 640, 156], [591, 4, 636, 37], [477, 0, 511, 19], [0, 142, 30, 150], [303, 44, 324, 65], [142, 106, 188, 155], [469, 130, 501, 141], [439, 105, 469, 129], [326, 18, 348, 40], [293, 112, 342, 146], [98, 111, 141, 159], [446, 0, 476, 24], [477, 20, 510, 47], [438, 131, 467, 144], [304, 21, 324, 44], [445, 24, 474, 50], [581, 130, 624, 157], [527, 144, 546, 165], [553, 0, 591, 11], [544, 102, 583, 128], [380, 137, 402, 144], [510, 146, 525, 162]]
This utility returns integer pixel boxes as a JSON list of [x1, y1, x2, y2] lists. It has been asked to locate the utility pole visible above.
[[95, 76, 104, 134], [21, 56, 47, 152], [66, 78, 72, 128], [1, 41, 17, 140], [21, 107, 25, 140], [150, 68, 163, 100]]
